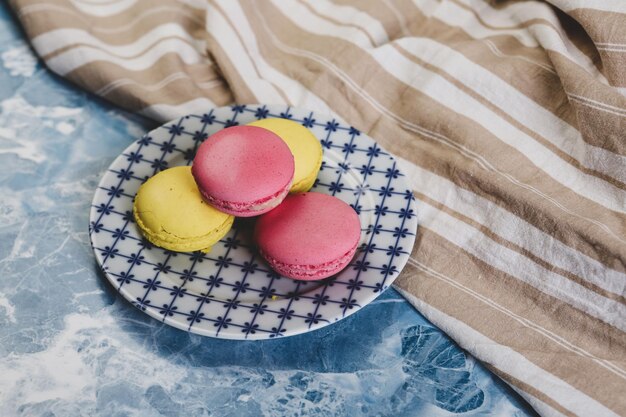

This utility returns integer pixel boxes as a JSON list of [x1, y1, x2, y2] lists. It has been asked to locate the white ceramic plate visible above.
[[89, 105, 418, 339]]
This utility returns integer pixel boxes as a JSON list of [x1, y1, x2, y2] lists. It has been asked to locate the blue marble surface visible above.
[[0, 5, 537, 416]]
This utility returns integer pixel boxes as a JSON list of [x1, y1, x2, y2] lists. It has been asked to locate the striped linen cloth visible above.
[[11, 0, 626, 416]]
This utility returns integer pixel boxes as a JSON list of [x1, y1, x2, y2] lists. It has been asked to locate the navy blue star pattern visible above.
[[90, 105, 417, 340]]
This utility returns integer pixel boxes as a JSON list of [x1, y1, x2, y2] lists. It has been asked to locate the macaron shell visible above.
[[133, 166, 234, 252], [254, 193, 361, 276], [192, 126, 295, 207], [248, 119, 322, 193]]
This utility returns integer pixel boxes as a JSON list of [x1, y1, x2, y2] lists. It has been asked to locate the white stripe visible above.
[[302, 0, 389, 46], [396, 156, 626, 295], [68, 0, 136, 17], [568, 95, 626, 118], [394, 287, 621, 417], [596, 42, 626, 48], [204, 2, 286, 104], [138, 98, 216, 121], [261, 0, 370, 49], [197, 79, 223, 89], [45, 39, 201, 75], [397, 37, 626, 183], [547, 0, 626, 13], [515, 392, 569, 417], [569, 98, 626, 118], [32, 24, 200, 57], [567, 93, 626, 117], [253, 3, 626, 243], [374, 45, 626, 211], [176, 0, 206, 10], [414, 198, 626, 331], [597, 46, 626, 53], [96, 72, 222, 96], [421, 0, 541, 47], [420, 0, 613, 87], [72, 0, 125, 4], [17, 4, 205, 36], [381, 0, 411, 37], [207, 1, 330, 113], [482, 39, 557, 74], [94, 7, 204, 34], [278, 0, 376, 47], [216, 0, 333, 113], [405, 257, 626, 379], [272, 1, 626, 212]]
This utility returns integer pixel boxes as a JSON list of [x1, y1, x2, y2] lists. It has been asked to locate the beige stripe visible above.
[[209, 1, 333, 113], [415, 190, 625, 303], [102, 75, 225, 110], [412, 197, 626, 331], [209, 1, 291, 105], [241, 0, 626, 267], [65, 55, 221, 90], [16, 0, 176, 20], [258, 0, 624, 202], [332, 0, 406, 40], [398, 286, 621, 417], [438, 0, 604, 72], [203, 32, 257, 104], [399, 232, 626, 414], [399, 158, 625, 296], [484, 365, 580, 417], [40, 34, 202, 63], [138, 98, 217, 120], [450, 0, 574, 35], [381, 0, 411, 37], [569, 8, 626, 87], [451, 0, 601, 66], [97, 72, 223, 97], [395, 0, 626, 153], [64, 55, 232, 111], [331, 0, 626, 157], [298, 0, 378, 47], [597, 50, 626, 87], [391, 43, 626, 190], [14, 0, 139, 17], [15, 3, 206, 42], [392, 0, 582, 120], [405, 256, 626, 415], [551, 53, 626, 157], [380, 115, 626, 273]]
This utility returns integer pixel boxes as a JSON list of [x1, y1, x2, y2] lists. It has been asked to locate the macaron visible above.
[[254, 192, 361, 280], [248, 118, 323, 193], [192, 126, 295, 217], [133, 166, 234, 252]]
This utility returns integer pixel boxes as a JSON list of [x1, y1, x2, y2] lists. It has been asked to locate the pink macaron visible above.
[[254, 192, 361, 280], [192, 126, 295, 217]]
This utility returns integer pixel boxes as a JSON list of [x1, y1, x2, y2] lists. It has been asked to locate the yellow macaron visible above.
[[248, 118, 323, 193], [133, 166, 234, 252]]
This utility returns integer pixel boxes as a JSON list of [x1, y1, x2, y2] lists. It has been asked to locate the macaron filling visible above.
[[259, 243, 358, 280], [198, 179, 292, 216]]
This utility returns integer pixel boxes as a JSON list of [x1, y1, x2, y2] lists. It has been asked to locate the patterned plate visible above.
[[89, 105, 418, 340]]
